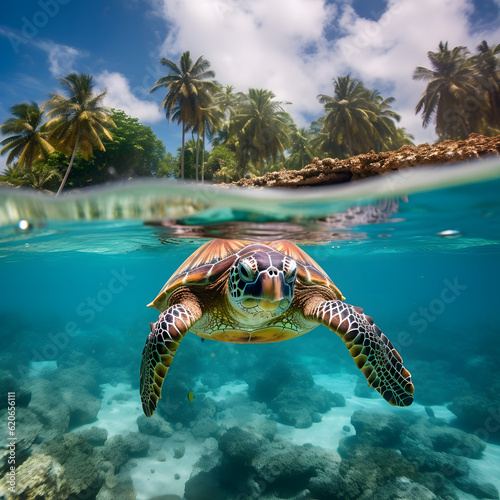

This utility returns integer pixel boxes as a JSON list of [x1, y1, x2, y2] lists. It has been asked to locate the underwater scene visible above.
[[1, 159, 500, 500]]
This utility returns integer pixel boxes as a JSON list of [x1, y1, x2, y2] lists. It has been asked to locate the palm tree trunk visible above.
[[26, 145, 34, 172], [180, 125, 185, 180], [346, 129, 354, 157], [202, 129, 206, 183], [55, 128, 80, 197], [458, 114, 470, 140], [195, 131, 200, 182]]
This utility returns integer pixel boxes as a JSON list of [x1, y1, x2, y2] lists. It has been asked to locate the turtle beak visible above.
[[260, 274, 285, 302]]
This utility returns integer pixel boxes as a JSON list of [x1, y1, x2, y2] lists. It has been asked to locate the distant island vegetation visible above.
[[1, 41, 499, 194]]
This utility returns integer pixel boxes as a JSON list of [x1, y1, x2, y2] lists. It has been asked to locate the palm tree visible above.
[[229, 89, 292, 176], [150, 51, 219, 180], [391, 127, 415, 149], [197, 91, 225, 182], [413, 42, 478, 140], [44, 73, 116, 196], [23, 162, 61, 190], [189, 88, 224, 181], [0, 102, 55, 170], [0, 163, 28, 187], [368, 90, 401, 151], [286, 126, 315, 170], [317, 76, 385, 157], [210, 85, 240, 150], [474, 41, 500, 130]]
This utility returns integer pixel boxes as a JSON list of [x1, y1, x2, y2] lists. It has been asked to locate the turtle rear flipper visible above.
[[308, 300, 414, 407], [140, 302, 201, 417]]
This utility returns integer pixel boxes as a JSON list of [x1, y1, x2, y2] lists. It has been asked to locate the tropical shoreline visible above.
[[227, 133, 500, 188]]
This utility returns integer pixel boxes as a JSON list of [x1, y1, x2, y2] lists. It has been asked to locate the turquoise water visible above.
[[1, 159, 500, 500]]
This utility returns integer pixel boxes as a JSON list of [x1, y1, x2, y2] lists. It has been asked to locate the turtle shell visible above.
[[148, 239, 344, 312]]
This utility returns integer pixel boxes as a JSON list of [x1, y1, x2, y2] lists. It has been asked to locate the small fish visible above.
[[187, 390, 195, 403]]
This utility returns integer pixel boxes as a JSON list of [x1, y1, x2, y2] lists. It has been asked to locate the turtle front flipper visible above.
[[308, 300, 414, 407], [140, 302, 201, 417]]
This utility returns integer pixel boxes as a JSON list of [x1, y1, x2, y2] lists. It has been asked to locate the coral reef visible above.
[[411, 360, 468, 406], [181, 405, 499, 500], [246, 360, 345, 428], [185, 425, 343, 500], [0, 434, 102, 500], [345, 410, 497, 500], [78, 426, 108, 446], [448, 380, 500, 443], [0, 372, 31, 409], [0, 407, 42, 470], [1, 453, 74, 500], [24, 370, 101, 442], [137, 413, 174, 438]]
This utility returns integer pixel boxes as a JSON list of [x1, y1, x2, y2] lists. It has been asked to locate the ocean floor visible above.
[[74, 372, 500, 500]]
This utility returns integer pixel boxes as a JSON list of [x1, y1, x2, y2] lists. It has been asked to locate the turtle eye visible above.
[[238, 261, 255, 282]]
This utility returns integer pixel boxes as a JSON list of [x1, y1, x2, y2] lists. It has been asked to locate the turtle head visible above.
[[228, 250, 297, 318]]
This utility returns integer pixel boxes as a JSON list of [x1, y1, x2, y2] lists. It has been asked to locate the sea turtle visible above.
[[140, 239, 414, 417]]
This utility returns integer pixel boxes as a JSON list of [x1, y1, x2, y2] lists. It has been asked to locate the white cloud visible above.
[[36, 40, 85, 77], [94, 71, 164, 124], [151, 0, 338, 123], [0, 28, 85, 78], [150, 0, 500, 143]]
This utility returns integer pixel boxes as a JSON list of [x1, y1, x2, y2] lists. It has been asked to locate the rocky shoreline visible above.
[[228, 133, 500, 188]]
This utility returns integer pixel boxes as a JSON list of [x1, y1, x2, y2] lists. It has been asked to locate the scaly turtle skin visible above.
[[140, 239, 414, 417]]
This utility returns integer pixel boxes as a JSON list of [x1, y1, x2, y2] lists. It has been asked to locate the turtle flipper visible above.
[[309, 300, 414, 406], [140, 303, 201, 417]]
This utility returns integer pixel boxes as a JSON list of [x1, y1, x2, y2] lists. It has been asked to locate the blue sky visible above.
[[1, 0, 499, 172]]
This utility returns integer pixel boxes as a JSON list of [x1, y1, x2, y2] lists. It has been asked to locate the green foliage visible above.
[[391, 128, 415, 149], [33, 110, 167, 189], [44, 72, 116, 195], [285, 126, 316, 170], [45, 73, 116, 160], [0, 102, 55, 169], [218, 88, 293, 177], [0, 161, 60, 191], [157, 152, 179, 179], [7, 42, 499, 188], [90, 109, 165, 178], [413, 40, 500, 140], [23, 162, 61, 190], [207, 145, 237, 182], [0, 164, 29, 187], [316, 75, 405, 158], [150, 51, 219, 179]]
